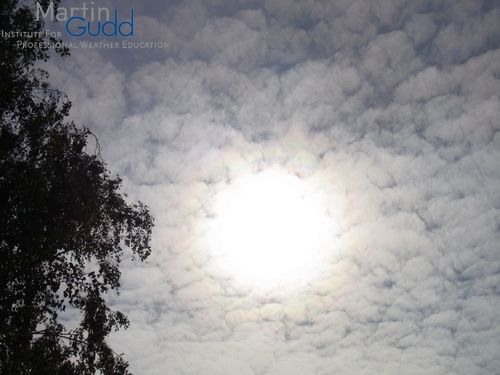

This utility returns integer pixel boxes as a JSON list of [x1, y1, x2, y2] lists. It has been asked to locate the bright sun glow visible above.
[[205, 169, 339, 291]]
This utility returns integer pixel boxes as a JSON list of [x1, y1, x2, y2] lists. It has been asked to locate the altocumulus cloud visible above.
[[45, 0, 500, 374]]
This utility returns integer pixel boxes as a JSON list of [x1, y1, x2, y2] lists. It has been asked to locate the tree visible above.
[[0, 1, 153, 373]]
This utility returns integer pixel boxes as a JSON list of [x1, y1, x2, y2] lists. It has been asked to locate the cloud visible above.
[[44, 0, 500, 373]]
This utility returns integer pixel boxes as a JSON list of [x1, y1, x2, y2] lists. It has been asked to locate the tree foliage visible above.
[[0, 1, 153, 373]]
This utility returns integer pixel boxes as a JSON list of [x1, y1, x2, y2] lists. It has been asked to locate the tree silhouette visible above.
[[0, 1, 153, 374]]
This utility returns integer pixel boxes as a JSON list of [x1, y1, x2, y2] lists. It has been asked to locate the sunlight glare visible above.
[[205, 169, 339, 291]]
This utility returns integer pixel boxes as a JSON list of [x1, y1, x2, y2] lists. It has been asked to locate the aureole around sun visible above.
[[198, 165, 344, 294]]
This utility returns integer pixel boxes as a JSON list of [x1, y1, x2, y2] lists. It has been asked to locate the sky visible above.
[[42, 0, 500, 374]]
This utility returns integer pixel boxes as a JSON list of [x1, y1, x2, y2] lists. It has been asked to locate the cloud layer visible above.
[[46, 0, 500, 373]]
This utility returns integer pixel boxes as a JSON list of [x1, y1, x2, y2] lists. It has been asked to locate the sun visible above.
[[204, 168, 339, 292]]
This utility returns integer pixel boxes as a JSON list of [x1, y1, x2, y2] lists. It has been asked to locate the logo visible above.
[[35, 2, 134, 37]]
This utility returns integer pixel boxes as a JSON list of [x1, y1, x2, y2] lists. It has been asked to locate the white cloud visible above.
[[45, 0, 500, 373]]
